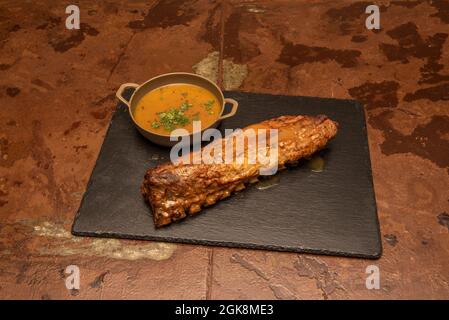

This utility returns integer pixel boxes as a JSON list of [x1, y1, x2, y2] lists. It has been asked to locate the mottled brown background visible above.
[[0, 0, 448, 299]]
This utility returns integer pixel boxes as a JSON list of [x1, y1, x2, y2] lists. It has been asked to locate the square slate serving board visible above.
[[72, 91, 382, 259]]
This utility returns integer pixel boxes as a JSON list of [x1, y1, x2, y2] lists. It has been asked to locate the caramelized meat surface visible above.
[[141, 115, 338, 227]]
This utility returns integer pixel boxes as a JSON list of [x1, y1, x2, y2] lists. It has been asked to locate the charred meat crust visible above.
[[141, 115, 339, 227]]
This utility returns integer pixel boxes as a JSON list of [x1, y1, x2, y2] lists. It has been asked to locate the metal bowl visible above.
[[116, 72, 238, 147]]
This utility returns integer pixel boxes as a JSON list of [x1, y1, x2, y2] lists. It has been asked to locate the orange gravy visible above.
[[134, 83, 221, 135]]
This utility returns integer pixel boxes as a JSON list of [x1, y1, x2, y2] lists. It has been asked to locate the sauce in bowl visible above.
[[134, 83, 221, 135]]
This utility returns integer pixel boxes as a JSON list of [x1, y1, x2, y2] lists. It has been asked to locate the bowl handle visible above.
[[219, 98, 239, 120], [116, 83, 139, 107]]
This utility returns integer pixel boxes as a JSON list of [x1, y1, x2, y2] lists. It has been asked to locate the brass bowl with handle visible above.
[[116, 72, 238, 147]]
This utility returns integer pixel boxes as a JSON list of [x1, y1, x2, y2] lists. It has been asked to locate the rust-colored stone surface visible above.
[[1, 0, 448, 299]]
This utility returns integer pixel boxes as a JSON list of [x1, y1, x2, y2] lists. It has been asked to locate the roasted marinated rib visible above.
[[141, 115, 338, 227]]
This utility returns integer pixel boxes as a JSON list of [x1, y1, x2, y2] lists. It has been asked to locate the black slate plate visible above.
[[72, 91, 382, 259]]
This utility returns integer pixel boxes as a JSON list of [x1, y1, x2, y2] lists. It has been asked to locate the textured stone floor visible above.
[[0, 0, 448, 299]]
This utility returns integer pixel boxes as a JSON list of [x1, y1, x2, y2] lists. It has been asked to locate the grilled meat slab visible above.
[[142, 115, 338, 227]]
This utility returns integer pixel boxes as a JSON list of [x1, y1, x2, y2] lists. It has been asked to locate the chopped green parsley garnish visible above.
[[204, 100, 215, 111], [152, 105, 190, 132], [151, 121, 160, 129], [150, 99, 217, 132], [180, 101, 192, 112]]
